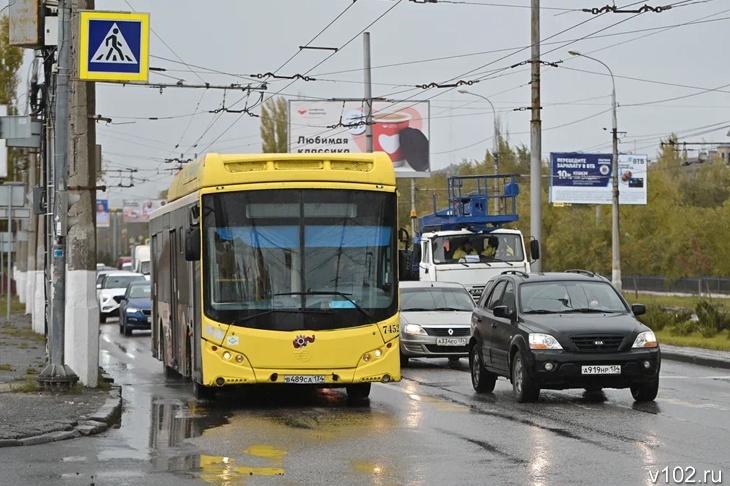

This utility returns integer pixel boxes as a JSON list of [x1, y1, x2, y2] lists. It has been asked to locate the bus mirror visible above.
[[185, 227, 201, 261], [398, 228, 410, 244], [530, 239, 540, 262], [189, 205, 200, 227]]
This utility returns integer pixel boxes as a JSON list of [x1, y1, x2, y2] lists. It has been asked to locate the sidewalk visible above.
[[0, 313, 122, 447]]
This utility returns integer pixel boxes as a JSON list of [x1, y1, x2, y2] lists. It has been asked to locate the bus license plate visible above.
[[284, 375, 325, 384], [436, 338, 467, 346], [581, 365, 621, 375]]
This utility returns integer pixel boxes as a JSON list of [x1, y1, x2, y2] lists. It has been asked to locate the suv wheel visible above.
[[630, 378, 659, 402], [470, 345, 496, 393], [512, 352, 540, 403]]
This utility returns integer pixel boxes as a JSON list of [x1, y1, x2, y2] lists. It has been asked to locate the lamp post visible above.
[[569, 50, 621, 291], [458, 89, 500, 213]]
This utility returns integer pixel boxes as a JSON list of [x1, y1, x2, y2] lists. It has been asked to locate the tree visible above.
[[0, 15, 25, 181], [260, 97, 288, 153]]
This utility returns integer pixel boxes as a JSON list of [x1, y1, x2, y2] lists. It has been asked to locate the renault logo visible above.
[[448, 329, 454, 336]]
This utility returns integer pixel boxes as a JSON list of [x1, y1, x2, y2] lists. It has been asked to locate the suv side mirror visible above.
[[631, 303, 646, 316], [493, 305, 512, 319], [185, 227, 201, 261]]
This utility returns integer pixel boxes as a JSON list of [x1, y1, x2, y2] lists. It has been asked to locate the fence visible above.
[[622, 275, 730, 296]]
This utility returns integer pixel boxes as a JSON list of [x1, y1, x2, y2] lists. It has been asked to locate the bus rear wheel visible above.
[[346, 383, 371, 401], [193, 381, 216, 401]]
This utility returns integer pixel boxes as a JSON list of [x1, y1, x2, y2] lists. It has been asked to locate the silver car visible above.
[[399, 281, 476, 367]]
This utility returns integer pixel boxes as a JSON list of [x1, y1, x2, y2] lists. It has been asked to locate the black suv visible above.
[[469, 270, 660, 403]]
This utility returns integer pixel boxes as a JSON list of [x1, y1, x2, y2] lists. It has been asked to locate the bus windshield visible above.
[[202, 189, 397, 331]]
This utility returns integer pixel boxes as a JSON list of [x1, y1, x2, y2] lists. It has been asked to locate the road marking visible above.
[[661, 375, 730, 380]]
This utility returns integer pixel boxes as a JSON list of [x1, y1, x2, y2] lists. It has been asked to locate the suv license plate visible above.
[[581, 365, 621, 375], [283, 375, 325, 384], [436, 338, 468, 346]]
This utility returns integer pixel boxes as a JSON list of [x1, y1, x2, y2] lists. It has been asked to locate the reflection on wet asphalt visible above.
[[1, 323, 729, 485]]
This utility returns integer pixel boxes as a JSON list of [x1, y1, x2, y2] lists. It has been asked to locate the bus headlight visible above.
[[374, 349, 382, 358], [223, 351, 231, 360]]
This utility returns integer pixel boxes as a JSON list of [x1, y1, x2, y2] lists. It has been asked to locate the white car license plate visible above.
[[581, 365, 621, 375], [283, 375, 325, 384], [436, 337, 468, 346]]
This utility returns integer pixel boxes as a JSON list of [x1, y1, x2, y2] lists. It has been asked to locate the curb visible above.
[[660, 351, 730, 370], [0, 385, 123, 448]]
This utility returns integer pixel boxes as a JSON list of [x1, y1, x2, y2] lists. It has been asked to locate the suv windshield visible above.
[[104, 275, 145, 289], [520, 281, 628, 313]]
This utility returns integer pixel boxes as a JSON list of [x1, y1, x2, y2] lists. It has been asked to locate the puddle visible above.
[[243, 445, 288, 464]]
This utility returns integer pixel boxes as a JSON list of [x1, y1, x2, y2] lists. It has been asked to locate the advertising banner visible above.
[[123, 199, 166, 223], [96, 199, 110, 228], [549, 153, 647, 205], [288, 100, 430, 177]]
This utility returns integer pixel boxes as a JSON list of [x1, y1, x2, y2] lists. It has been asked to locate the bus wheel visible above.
[[346, 383, 371, 401], [193, 381, 216, 401]]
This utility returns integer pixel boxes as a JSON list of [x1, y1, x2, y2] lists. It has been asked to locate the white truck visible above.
[[132, 244, 151, 279], [399, 174, 540, 301]]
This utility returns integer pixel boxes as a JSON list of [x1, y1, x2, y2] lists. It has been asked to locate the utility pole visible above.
[[25, 150, 37, 316], [65, 0, 99, 387], [363, 32, 373, 153], [38, 0, 78, 388], [530, 0, 542, 272]]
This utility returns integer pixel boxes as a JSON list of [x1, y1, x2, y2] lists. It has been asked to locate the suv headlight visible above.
[[403, 324, 427, 335], [529, 333, 563, 350], [632, 331, 658, 348]]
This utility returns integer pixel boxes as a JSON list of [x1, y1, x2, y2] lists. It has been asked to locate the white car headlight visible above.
[[529, 333, 563, 350], [403, 324, 427, 335], [632, 330, 658, 348], [126, 307, 139, 314]]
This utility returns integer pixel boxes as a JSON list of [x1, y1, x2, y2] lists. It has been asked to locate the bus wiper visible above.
[[275, 292, 375, 323], [234, 310, 279, 324]]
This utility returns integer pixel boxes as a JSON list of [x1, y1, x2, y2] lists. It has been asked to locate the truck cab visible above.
[[400, 174, 539, 301]]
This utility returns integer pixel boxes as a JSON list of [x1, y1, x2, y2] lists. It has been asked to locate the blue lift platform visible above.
[[419, 174, 521, 234]]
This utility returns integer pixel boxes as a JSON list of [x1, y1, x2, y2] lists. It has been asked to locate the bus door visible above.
[[169, 228, 181, 371]]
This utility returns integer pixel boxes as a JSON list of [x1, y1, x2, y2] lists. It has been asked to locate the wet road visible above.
[[1, 321, 728, 485]]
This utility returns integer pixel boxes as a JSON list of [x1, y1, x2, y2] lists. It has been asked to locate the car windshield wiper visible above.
[[433, 307, 469, 312], [275, 292, 375, 323], [559, 308, 620, 314], [402, 307, 431, 311], [522, 309, 560, 314]]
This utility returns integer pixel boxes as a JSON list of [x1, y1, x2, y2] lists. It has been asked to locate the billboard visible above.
[[123, 199, 166, 223], [288, 100, 430, 177], [96, 199, 110, 228], [549, 153, 647, 205]]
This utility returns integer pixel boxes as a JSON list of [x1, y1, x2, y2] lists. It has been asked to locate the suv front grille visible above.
[[571, 335, 625, 352], [424, 328, 470, 337]]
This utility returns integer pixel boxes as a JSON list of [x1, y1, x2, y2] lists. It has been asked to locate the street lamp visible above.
[[569, 50, 621, 292], [458, 89, 500, 213]]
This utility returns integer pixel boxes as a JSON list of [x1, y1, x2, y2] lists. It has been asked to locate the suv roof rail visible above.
[[565, 269, 595, 277], [501, 270, 529, 278]]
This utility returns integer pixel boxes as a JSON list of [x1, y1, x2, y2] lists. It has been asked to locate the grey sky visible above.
[[14, 0, 730, 207]]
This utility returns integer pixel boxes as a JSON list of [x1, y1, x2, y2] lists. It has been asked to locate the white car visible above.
[[98, 271, 146, 322], [399, 281, 476, 367]]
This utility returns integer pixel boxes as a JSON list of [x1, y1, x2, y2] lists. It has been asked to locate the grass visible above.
[[655, 329, 730, 352], [0, 297, 28, 318], [623, 292, 730, 309], [0, 364, 15, 371]]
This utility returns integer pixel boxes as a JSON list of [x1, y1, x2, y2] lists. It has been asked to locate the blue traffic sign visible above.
[[79, 11, 149, 82]]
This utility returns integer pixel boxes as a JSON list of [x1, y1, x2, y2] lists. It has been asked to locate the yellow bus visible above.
[[149, 153, 401, 400]]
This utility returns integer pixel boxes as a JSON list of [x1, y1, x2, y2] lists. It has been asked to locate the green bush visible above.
[[694, 300, 730, 338], [637, 304, 670, 331], [669, 320, 697, 337]]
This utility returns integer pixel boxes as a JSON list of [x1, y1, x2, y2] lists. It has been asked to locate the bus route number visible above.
[[382, 324, 399, 335]]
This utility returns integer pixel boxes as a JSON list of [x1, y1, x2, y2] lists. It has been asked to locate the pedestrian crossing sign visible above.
[[79, 11, 149, 82]]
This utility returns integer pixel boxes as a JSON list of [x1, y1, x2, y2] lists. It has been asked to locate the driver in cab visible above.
[[452, 239, 478, 259]]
